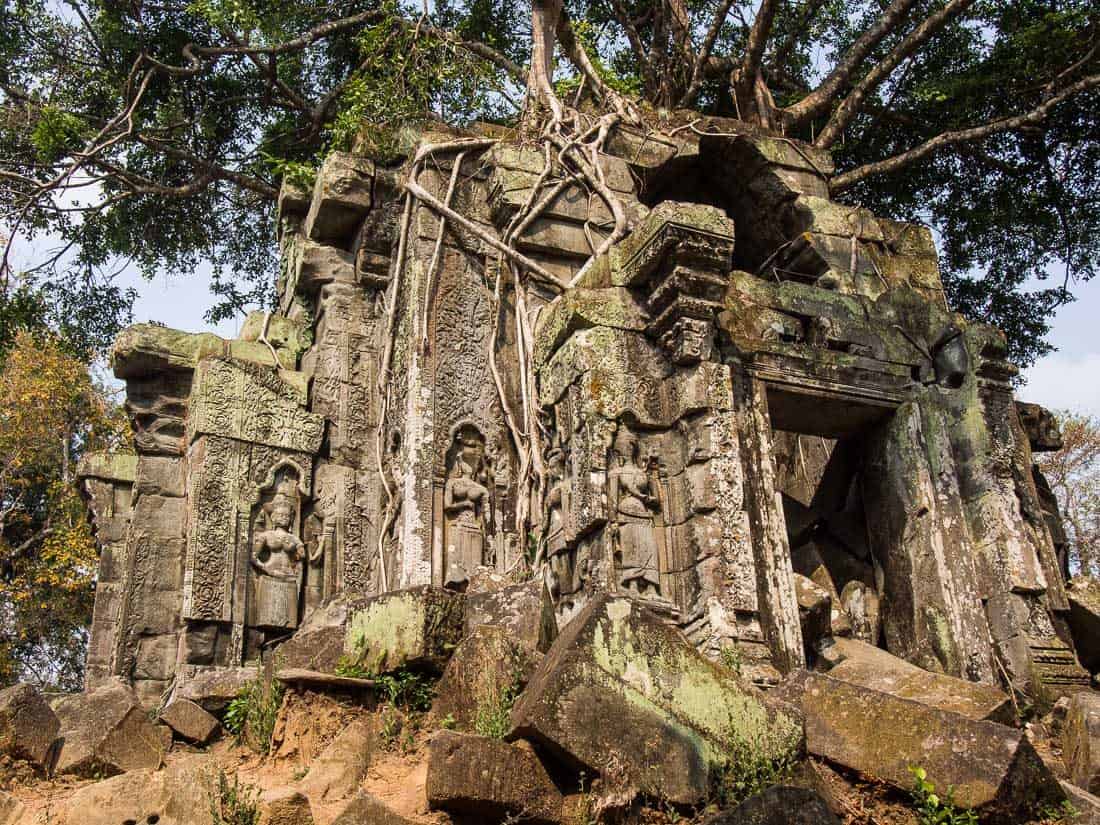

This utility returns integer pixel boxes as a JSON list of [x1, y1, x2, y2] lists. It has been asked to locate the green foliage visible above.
[[439, 712, 457, 730], [260, 153, 316, 191], [333, 655, 375, 680], [208, 770, 260, 825], [29, 107, 86, 165], [718, 645, 743, 676], [710, 720, 802, 808], [473, 674, 522, 739], [223, 672, 284, 754], [909, 766, 978, 825], [374, 667, 435, 713], [1035, 799, 1079, 824]]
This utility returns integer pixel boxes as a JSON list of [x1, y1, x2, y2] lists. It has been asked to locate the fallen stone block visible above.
[[0, 683, 59, 769], [433, 625, 533, 731], [258, 787, 314, 825], [330, 791, 416, 825], [53, 679, 165, 777], [278, 586, 464, 675], [175, 665, 259, 712], [818, 637, 1014, 723], [1059, 780, 1100, 825], [795, 573, 833, 653], [1068, 577, 1100, 673], [509, 594, 802, 806], [464, 577, 558, 656], [0, 791, 24, 825], [159, 697, 220, 744], [702, 785, 840, 825], [298, 718, 373, 803], [790, 672, 1062, 819], [427, 731, 562, 823], [1065, 692, 1100, 794], [52, 755, 209, 825]]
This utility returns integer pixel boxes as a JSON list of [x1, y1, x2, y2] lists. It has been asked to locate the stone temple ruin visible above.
[[78, 116, 1090, 710]]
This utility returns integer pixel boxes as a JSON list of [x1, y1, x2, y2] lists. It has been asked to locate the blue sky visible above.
[[115, 261, 1100, 417]]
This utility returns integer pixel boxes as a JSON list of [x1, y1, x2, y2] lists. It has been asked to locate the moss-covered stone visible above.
[[509, 594, 802, 805]]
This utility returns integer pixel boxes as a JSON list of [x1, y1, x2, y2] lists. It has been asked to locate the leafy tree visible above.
[[1036, 411, 1100, 577], [0, 330, 130, 689], [0, 0, 1096, 364]]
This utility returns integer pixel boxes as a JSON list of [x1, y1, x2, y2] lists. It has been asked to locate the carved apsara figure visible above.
[[443, 428, 491, 588], [251, 476, 304, 629], [543, 448, 572, 600], [608, 427, 661, 596]]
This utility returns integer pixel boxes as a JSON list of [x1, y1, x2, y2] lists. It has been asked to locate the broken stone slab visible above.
[[0, 683, 60, 770], [1060, 781, 1100, 825], [298, 718, 373, 803], [330, 790, 416, 825], [1064, 692, 1100, 794], [276, 668, 377, 691], [304, 151, 374, 242], [432, 625, 534, 731], [1068, 578, 1100, 673], [464, 578, 558, 656], [508, 594, 802, 806], [53, 679, 165, 777], [789, 672, 1062, 819], [426, 731, 563, 824], [278, 586, 465, 675], [258, 787, 315, 825], [795, 574, 833, 653], [174, 665, 259, 712], [817, 637, 1015, 724], [159, 697, 220, 744], [701, 785, 840, 825], [51, 754, 210, 825]]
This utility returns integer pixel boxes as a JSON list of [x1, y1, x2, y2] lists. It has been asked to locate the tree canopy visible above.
[[1, 0, 1096, 364]]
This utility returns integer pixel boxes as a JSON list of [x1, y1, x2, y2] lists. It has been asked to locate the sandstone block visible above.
[[279, 586, 464, 675], [54, 680, 165, 776], [330, 791, 416, 825], [819, 637, 1014, 723], [433, 625, 534, 732], [159, 697, 220, 743], [427, 731, 562, 823], [0, 683, 59, 769], [508, 594, 801, 805], [791, 672, 1062, 819], [298, 719, 373, 803], [464, 578, 558, 656], [1069, 577, 1100, 673], [795, 573, 832, 652], [702, 785, 840, 825], [305, 152, 374, 241], [175, 665, 258, 712], [259, 788, 314, 825], [52, 755, 209, 825], [0, 791, 23, 825], [1065, 692, 1100, 794]]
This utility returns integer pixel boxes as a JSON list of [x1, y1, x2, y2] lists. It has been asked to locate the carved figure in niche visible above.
[[608, 427, 661, 596], [251, 473, 304, 629], [301, 508, 326, 616], [543, 448, 573, 601], [443, 425, 491, 589], [662, 316, 715, 365]]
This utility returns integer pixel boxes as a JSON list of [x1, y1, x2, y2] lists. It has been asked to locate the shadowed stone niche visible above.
[[78, 117, 1086, 705]]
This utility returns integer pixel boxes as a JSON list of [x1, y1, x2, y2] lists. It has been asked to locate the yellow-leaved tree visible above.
[[0, 330, 130, 689]]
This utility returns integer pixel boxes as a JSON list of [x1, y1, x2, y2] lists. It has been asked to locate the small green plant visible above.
[[440, 713, 457, 730], [909, 766, 978, 825], [375, 667, 435, 713], [710, 720, 801, 807], [718, 645, 743, 675], [260, 151, 317, 190], [223, 672, 285, 754], [209, 770, 260, 825], [334, 654, 375, 679], [473, 674, 522, 739], [1036, 799, 1079, 823], [379, 706, 402, 750]]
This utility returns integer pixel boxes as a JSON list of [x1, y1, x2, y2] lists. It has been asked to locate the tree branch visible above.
[[814, 0, 978, 148], [679, 0, 737, 108], [830, 73, 1100, 192], [734, 0, 782, 105], [782, 0, 921, 128]]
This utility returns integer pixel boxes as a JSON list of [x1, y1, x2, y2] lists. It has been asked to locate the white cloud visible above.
[[1019, 353, 1100, 417]]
